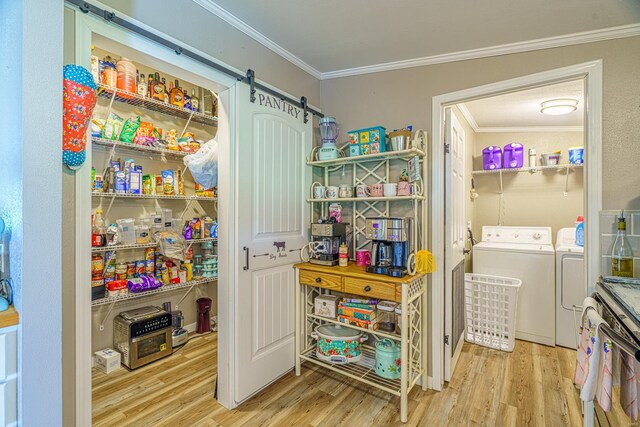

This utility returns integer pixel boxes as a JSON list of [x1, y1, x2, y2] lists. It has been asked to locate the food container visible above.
[[377, 301, 397, 332], [482, 146, 502, 170], [388, 129, 412, 151], [541, 152, 561, 166], [314, 294, 340, 318], [503, 143, 524, 168], [135, 225, 151, 244], [311, 324, 368, 364], [375, 338, 401, 379], [568, 146, 584, 164], [116, 218, 136, 245]]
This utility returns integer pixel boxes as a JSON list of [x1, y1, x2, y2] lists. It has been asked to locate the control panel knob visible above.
[[532, 232, 542, 240], [514, 233, 519, 238]]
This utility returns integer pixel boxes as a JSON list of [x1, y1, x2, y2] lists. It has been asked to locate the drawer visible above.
[[299, 270, 342, 291], [343, 277, 399, 302]]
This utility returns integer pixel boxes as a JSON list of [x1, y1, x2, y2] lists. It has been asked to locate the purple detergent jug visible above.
[[482, 146, 502, 170], [503, 143, 524, 168]]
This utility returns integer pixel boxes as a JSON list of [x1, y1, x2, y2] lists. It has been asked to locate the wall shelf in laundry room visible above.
[[471, 163, 583, 175]]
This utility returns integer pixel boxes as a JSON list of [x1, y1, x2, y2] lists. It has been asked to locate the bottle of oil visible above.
[[611, 211, 634, 277]]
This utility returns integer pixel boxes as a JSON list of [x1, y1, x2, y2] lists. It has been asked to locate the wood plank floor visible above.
[[92, 334, 629, 426]]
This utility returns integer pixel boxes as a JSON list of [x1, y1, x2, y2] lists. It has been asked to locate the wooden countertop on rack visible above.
[[294, 262, 426, 285], [0, 306, 19, 328]]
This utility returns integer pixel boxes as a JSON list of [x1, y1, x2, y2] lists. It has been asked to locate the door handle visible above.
[[243, 246, 250, 271]]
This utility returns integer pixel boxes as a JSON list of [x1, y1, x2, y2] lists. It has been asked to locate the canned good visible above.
[[91, 254, 104, 276], [91, 278, 104, 288], [104, 263, 116, 279], [126, 262, 136, 279]]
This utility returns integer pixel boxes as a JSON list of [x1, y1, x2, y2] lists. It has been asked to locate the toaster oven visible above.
[[113, 306, 173, 369]]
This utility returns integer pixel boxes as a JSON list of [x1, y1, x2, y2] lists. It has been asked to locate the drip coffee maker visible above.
[[318, 117, 340, 161], [309, 223, 347, 266], [365, 217, 412, 278]]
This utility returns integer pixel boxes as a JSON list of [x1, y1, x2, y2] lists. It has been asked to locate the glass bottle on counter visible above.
[[170, 79, 184, 107], [611, 211, 634, 277], [191, 88, 200, 112]]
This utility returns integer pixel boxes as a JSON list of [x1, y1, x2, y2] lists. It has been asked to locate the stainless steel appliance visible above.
[[365, 217, 412, 277], [309, 223, 348, 266], [114, 306, 173, 369], [171, 310, 189, 348]]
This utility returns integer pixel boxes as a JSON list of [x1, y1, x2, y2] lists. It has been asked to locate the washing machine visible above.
[[472, 226, 556, 346], [555, 227, 585, 349]]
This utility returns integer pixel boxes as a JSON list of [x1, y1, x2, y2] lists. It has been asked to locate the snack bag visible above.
[[119, 116, 141, 143], [101, 112, 123, 140], [62, 64, 97, 168]]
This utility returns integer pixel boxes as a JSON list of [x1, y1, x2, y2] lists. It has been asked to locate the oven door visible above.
[[130, 327, 172, 369]]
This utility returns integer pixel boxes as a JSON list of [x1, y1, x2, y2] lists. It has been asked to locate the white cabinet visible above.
[[0, 329, 17, 427]]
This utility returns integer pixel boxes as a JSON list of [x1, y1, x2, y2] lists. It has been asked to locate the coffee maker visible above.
[[309, 223, 348, 266], [365, 217, 412, 278]]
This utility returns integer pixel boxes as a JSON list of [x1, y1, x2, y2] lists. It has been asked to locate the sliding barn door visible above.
[[234, 83, 311, 403]]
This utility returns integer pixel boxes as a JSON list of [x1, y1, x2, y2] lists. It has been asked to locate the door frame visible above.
[[430, 60, 603, 390]]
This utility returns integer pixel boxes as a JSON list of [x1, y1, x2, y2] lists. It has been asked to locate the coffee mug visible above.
[[311, 181, 325, 199], [339, 184, 352, 198], [355, 184, 370, 198], [355, 249, 371, 267], [397, 181, 410, 196], [326, 186, 339, 199], [369, 183, 384, 197], [383, 183, 398, 197]]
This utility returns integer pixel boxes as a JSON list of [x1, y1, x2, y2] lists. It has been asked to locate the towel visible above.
[[596, 337, 613, 411], [577, 307, 606, 402], [575, 298, 601, 387], [620, 351, 638, 421]]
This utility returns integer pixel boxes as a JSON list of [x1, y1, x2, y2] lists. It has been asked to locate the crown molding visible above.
[[193, 0, 322, 79], [456, 103, 480, 132], [190, 2, 640, 82], [321, 23, 640, 80]]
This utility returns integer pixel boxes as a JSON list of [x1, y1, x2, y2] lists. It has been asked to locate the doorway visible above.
[[431, 61, 603, 389]]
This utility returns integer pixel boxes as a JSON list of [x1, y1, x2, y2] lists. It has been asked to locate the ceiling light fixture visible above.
[[540, 98, 579, 115]]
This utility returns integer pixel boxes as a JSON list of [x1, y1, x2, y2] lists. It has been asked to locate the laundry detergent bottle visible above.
[[575, 216, 584, 247]]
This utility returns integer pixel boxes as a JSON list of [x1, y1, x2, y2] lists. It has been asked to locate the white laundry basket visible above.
[[464, 273, 522, 352]]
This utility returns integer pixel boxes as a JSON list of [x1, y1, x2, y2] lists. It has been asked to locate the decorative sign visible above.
[[257, 92, 301, 119]]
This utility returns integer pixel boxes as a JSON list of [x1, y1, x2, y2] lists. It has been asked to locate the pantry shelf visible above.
[[307, 195, 425, 203], [92, 137, 191, 158], [91, 237, 218, 253], [307, 313, 401, 341], [91, 277, 216, 306], [307, 148, 426, 168], [92, 193, 216, 201], [299, 345, 402, 395], [472, 163, 583, 175], [96, 84, 218, 127]]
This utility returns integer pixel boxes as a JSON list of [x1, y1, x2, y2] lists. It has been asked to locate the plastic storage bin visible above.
[[503, 143, 524, 168], [463, 273, 522, 352], [482, 146, 502, 170]]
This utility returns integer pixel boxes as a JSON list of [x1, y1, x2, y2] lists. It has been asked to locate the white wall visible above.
[[0, 0, 64, 425]]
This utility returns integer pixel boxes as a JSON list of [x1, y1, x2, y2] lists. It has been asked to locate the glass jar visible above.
[[377, 301, 397, 333]]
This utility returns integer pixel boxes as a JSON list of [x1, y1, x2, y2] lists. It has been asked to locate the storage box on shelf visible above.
[[294, 262, 428, 423]]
